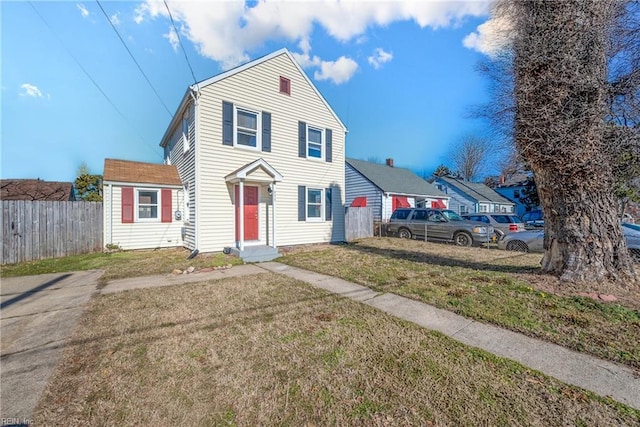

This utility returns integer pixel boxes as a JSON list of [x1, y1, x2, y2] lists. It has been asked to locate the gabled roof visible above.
[[103, 159, 182, 186], [346, 158, 447, 198], [497, 172, 531, 188], [437, 176, 514, 205], [160, 48, 346, 147], [1, 179, 75, 201], [225, 158, 283, 183]]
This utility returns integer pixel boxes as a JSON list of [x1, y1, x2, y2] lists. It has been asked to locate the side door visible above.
[[426, 210, 448, 240], [408, 209, 428, 238]]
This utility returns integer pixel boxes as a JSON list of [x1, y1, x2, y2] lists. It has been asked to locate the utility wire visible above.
[[96, 0, 173, 116], [163, 0, 198, 87], [28, 2, 162, 159]]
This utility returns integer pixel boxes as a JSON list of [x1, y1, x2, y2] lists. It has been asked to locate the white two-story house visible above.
[[110, 48, 346, 261]]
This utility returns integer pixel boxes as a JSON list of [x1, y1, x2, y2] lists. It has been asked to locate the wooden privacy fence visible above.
[[1, 201, 103, 264], [345, 206, 373, 241]]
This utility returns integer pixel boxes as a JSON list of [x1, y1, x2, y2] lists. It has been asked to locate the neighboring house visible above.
[[433, 176, 515, 215], [345, 158, 449, 221], [126, 48, 347, 260], [1, 179, 76, 201], [103, 159, 185, 250], [494, 173, 539, 217]]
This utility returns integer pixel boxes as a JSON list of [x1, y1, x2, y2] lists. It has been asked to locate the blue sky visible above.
[[1, 1, 501, 183]]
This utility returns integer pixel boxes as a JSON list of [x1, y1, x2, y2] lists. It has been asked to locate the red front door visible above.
[[235, 186, 259, 241]]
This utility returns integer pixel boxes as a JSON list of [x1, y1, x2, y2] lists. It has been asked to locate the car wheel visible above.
[[506, 240, 529, 252], [398, 228, 412, 239], [454, 232, 472, 247]]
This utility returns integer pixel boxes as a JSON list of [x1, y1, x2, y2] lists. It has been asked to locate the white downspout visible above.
[[190, 88, 200, 251]]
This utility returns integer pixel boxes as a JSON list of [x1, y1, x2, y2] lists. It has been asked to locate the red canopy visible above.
[[350, 197, 367, 207], [431, 199, 447, 209]]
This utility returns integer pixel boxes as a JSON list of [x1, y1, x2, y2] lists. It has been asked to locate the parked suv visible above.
[[462, 213, 525, 239], [521, 210, 544, 229], [388, 208, 494, 247]]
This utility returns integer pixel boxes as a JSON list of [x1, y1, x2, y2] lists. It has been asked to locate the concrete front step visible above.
[[230, 245, 280, 262]]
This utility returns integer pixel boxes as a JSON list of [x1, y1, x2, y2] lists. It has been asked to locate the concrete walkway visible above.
[[259, 262, 640, 411], [1, 270, 103, 423]]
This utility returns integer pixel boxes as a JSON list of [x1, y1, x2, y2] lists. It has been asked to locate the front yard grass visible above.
[[0, 248, 243, 283], [33, 273, 638, 425], [279, 238, 640, 369]]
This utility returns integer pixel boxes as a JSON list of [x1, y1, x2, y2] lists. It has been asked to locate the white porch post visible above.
[[271, 182, 277, 248], [239, 180, 245, 251]]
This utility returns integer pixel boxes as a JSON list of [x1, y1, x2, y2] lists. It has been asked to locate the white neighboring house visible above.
[[110, 48, 345, 261], [103, 159, 185, 250], [345, 158, 449, 221]]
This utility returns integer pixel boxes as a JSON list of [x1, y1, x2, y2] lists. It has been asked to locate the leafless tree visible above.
[[495, 0, 638, 286], [450, 135, 492, 181]]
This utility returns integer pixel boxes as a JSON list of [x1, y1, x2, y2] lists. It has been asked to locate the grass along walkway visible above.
[[279, 238, 640, 369], [0, 248, 243, 284], [34, 273, 638, 425]]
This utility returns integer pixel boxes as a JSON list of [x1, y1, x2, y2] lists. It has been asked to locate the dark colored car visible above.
[[521, 210, 544, 229], [388, 208, 494, 247]]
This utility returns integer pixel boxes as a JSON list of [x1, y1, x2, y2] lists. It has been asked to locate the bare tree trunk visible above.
[[509, 0, 637, 286]]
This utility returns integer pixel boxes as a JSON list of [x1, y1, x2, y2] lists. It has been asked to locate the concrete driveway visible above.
[[1, 270, 102, 422]]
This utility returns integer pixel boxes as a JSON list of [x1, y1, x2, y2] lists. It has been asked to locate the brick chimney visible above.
[[386, 158, 394, 167]]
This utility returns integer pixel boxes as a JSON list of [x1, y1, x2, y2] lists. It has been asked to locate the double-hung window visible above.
[[307, 188, 323, 220], [298, 122, 332, 162], [235, 107, 260, 149], [307, 127, 323, 159], [137, 189, 159, 220]]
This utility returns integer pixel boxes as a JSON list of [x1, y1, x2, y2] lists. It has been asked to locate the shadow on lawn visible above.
[[347, 241, 543, 275]]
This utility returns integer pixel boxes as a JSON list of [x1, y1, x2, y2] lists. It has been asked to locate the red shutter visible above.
[[350, 196, 367, 207], [122, 187, 134, 223], [161, 189, 172, 223]]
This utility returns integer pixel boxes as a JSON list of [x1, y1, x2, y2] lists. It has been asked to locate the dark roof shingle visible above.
[[347, 158, 447, 198], [103, 159, 182, 186], [438, 176, 514, 204]]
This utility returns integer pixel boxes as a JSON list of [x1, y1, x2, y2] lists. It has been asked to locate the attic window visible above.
[[279, 76, 291, 95]]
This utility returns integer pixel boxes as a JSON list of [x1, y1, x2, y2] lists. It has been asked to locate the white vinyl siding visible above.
[[345, 163, 383, 220], [108, 185, 184, 250], [195, 52, 345, 251], [165, 102, 196, 249]]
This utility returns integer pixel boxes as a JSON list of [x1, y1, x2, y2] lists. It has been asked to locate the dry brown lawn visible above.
[[279, 238, 640, 369], [34, 273, 638, 426]]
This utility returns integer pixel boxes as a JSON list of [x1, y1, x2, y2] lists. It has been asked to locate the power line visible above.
[[27, 2, 162, 160], [163, 0, 198, 87], [95, 0, 173, 116]]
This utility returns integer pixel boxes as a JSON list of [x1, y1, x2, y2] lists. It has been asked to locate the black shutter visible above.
[[325, 187, 332, 221], [325, 128, 332, 163], [298, 185, 306, 221], [298, 121, 306, 158], [262, 112, 271, 152], [222, 101, 233, 146]]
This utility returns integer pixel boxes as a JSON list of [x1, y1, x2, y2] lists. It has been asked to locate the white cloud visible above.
[[163, 26, 179, 52], [368, 48, 393, 69], [314, 56, 359, 85], [20, 83, 43, 98], [463, 15, 513, 57], [135, 0, 490, 73], [76, 3, 89, 18], [110, 12, 121, 26]]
